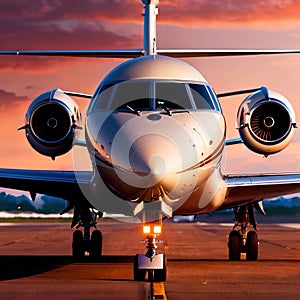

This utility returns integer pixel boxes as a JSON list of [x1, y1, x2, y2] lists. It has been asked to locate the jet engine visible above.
[[22, 89, 81, 159], [237, 87, 296, 155]]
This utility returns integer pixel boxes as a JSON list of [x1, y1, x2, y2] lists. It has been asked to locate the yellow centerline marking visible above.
[[153, 282, 167, 300]]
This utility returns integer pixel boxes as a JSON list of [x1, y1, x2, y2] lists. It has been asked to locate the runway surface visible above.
[[0, 219, 300, 299]]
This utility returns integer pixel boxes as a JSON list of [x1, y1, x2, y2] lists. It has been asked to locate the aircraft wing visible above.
[[0, 168, 91, 203], [222, 173, 300, 209], [1, 168, 300, 213]]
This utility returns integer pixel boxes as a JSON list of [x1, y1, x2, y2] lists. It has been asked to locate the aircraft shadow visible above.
[[1, 255, 298, 281], [0, 255, 134, 281], [168, 258, 300, 262]]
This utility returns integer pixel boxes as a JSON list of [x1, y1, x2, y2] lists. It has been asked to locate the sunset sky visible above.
[[1, 0, 300, 197]]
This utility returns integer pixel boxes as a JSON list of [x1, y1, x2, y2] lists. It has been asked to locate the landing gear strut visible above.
[[71, 204, 103, 258], [228, 202, 264, 261], [134, 221, 167, 282], [133, 201, 171, 282]]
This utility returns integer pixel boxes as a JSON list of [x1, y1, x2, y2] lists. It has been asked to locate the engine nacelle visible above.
[[237, 87, 296, 155], [23, 88, 81, 159]]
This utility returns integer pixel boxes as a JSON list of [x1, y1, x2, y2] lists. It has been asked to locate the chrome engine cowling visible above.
[[23, 89, 81, 159], [237, 88, 296, 155]]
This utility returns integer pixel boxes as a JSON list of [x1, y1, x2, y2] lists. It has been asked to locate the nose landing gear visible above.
[[133, 201, 171, 282], [134, 224, 167, 282]]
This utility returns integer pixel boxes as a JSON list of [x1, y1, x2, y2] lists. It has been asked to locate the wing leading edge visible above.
[[0, 168, 91, 203], [222, 173, 300, 210], [1, 169, 300, 213]]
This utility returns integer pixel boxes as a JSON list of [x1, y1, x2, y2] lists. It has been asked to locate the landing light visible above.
[[154, 225, 162, 234], [143, 225, 151, 234], [143, 225, 162, 235]]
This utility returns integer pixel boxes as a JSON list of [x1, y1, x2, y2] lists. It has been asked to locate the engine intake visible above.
[[23, 89, 81, 159], [237, 88, 296, 155]]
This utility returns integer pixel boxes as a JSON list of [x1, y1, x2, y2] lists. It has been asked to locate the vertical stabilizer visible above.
[[142, 0, 159, 56]]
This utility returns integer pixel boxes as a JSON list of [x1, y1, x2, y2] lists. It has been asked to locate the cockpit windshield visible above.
[[91, 80, 221, 112]]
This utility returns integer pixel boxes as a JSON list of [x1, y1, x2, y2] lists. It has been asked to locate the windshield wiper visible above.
[[161, 106, 189, 116], [162, 106, 172, 116], [126, 105, 141, 116]]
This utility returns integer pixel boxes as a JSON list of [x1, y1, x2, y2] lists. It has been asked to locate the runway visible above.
[[0, 219, 299, 299]]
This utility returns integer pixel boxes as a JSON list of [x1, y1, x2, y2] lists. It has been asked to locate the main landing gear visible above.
[[133, 201, 171, 282], [228, 202, 265, 261], [71, 204, 103, 258]]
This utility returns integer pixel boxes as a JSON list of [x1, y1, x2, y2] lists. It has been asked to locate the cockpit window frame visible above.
[[206, 85, 222, 112], [89, 79, 221, 113]]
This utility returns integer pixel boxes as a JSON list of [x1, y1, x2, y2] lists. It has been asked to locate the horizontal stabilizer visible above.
[[0, 49, 145, 58], [2, 49, 300, 59], [157, 49, 300, 58]]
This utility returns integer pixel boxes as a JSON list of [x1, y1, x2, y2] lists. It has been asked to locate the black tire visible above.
[[228, 230, 241, 261], [133, 254, 146, 281], [72, 230, 85, 258], [153, 255, 167, 282], [90, 230, 103, 258], [246, 231, 258, 261]]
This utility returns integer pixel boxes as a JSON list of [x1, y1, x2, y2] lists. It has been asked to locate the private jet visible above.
[[1, 0, 300, 282]]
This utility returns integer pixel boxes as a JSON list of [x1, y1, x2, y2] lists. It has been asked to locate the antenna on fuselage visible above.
[[142, 0, 159, 56]]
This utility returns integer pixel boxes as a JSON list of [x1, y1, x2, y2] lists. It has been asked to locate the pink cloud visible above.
[[0, 1, 141, 73], [1, 0, 299, 62], [0, 0, 141, 23], [0, 20, 140, 51], [0, 89, 29, 111], [0, 2, 141, 71], [159, 1, 300, 27]]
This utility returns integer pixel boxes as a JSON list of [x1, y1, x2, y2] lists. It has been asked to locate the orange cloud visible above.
[[0, 89, 29, 110], [46, 0, 300, 27], [159, 1, 300, 27]]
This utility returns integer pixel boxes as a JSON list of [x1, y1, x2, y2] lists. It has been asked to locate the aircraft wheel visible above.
[[72, 230, 85, 258], [228, 230, 241, 261], [90, 230, 103, 258], [153, 255, 167, 282], [133, 254, 146, 281], [246, 231, 258, 261]]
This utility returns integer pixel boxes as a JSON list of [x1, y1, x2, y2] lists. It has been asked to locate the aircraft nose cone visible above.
[[148, 155, 165, 177], [127, 134, 182, 189]]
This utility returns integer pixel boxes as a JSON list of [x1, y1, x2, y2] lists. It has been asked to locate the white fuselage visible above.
[[86, 108, 226, 215], [84, 56, 228, 215]]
